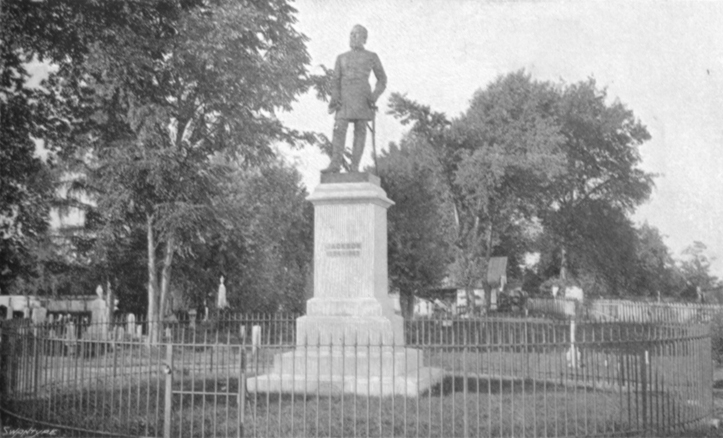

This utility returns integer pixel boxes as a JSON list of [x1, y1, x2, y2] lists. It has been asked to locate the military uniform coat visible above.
[[330, 48, 387, 121]]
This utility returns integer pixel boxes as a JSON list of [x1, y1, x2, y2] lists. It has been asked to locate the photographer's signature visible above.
[[2, 427, 59, 437]]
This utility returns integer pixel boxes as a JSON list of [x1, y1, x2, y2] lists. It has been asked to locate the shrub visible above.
[[710, 312, 723, 365]]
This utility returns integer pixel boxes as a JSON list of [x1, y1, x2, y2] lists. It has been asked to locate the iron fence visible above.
[[526, 297, 723, 323], [0, 315, 713, 437]]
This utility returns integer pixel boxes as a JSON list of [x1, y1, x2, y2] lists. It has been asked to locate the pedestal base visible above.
[[246, 346, 445, 397], [295, 314, 404, 345]]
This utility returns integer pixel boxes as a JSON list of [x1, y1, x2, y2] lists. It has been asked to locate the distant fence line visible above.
[[0, 315, 714, 437], [526, 297, 723, 323]]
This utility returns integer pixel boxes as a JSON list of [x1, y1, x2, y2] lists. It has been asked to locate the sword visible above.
[[369, 105, 378, 173]]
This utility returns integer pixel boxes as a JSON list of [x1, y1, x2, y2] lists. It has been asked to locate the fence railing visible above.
[[0, 315, 714, 437], [527, 297, 723, 323]]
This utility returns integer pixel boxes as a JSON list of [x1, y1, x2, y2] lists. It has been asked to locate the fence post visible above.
[[0, 324, 4, 398], [33, 334, 39, 396], [163, 341, 173, 438], [113, 338, 118, 378], [0, 324, 4, 434], [238, 348, 246, 438], [640, 346, 648, 430]]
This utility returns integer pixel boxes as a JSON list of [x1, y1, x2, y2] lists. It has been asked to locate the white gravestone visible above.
[[251, 325, 261, 355], [126, 313, 136, 337], [89, 285, 110, 340], [217, 276, 229, 309]]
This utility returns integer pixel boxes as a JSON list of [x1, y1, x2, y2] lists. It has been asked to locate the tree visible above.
[[541, 78, 654, 291], [389, 71, 566, 313], [0, 0, 68, 292], [632, 223, 681, 298], [553, 200, 639, 297], [375, 135, 455, 318], [172, 156, 313, 315], [678, 241, 720, 301], [31, 0, 325, 339]]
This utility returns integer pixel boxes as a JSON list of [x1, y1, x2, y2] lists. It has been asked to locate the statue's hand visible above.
[[367, 97, 378, 110]]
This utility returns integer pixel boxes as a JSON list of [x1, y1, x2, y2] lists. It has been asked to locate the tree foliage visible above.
[[631, 223, 682, 298], [0, 0, 67, 292], [172, 157, 313, 315], [386, 71, 665, 301], [375, 135, 455, 318], [389, 71, 566, 312], [678, 241, 720, 299], [4, 1, 324, 337], [541, 78, 654, 288]]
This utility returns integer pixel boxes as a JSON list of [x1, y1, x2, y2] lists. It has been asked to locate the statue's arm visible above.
[[329, 55, 342, 112], [370, 53, 387, 103]]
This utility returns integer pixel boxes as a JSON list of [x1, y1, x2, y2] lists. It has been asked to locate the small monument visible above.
[[31, 307, 47, 324], [217, 275, 229, 309], [126, 313, 137, 338], [88, 285, 110, 340]]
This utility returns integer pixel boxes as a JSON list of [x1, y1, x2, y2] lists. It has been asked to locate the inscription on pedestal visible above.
[[325, 242, 361, 257]]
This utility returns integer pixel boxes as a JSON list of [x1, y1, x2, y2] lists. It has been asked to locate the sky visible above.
[[276, 0, 723, 279]]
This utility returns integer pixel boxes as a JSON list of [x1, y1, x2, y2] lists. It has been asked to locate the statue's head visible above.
[[349, 25, 368, 50]]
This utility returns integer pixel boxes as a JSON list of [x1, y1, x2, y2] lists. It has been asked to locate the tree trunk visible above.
[[106, 279, 114, 322], [147, 213, 159, 343], [465, 286, 476, 316], [399, 289, 414, 320], [158, 234, 175, 321], [560, 245, 568, 281], [483, 222, 493, 314]]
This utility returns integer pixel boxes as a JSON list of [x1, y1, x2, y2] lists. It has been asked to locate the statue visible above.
[[322, 24, 387, 173]]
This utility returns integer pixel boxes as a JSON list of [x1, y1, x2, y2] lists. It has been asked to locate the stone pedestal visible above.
[[247, 173, 443, 396]]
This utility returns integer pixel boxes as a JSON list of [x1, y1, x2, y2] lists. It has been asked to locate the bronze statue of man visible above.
[[322, 25, 387, 173]]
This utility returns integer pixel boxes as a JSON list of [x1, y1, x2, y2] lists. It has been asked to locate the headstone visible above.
[[66, 319, 77, 356], [126, 313, 136, 336], [552, 285, 560, 297], [251, 325, 261, 355], [189, 309, 197, 329], [32, 307, 47, 324], [566, 286, 584, 301], [31, 307, 47, 336], [89, 297, 109, 340], [247, 173, 443, 396], [217, 276, 229, 309]]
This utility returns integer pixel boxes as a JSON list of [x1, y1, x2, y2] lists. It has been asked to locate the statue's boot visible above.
[[349, 120, 367, 172], [321, 146, 343, 173], [322, 120, 347, 173]]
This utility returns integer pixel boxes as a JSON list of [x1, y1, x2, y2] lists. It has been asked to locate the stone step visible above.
[[295, 315, 404, 346], [270, 346, 423, 377], [247, 367, 445, 397]]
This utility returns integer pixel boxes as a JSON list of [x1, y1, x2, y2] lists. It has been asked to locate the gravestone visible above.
[[31, 307, 47, 324], [126, 313, 136, 337], [88, 286, 110, 340], [66, 319, 77, 356], [189, 309, 197, 329], [247, 173, 443, 396]]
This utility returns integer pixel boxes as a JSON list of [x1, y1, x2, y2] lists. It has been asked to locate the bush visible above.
[[710, 312, 723, 365]]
